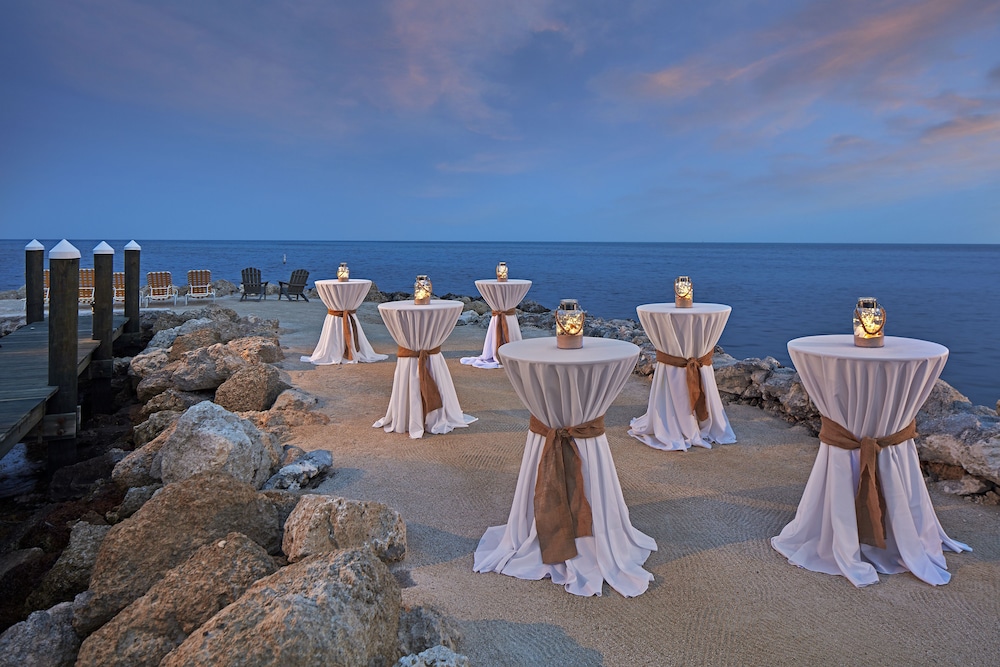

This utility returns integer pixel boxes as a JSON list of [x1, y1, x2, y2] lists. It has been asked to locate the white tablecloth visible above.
[[460, 279, 532, 369], [474, 337, 656, 597], [629, 303, 735, 450], [373, 300, 476, 438], [772, 335, 970, 587], [301, 279, 388, 365]]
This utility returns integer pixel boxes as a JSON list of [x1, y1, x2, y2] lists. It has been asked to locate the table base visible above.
[[771, 441, 969, 587], [301, 313, 388, 365], [474, 432, 656, 597], [460, 313, 522, 369], [373, 353, 477, 439], [628, 364, 735, 451]]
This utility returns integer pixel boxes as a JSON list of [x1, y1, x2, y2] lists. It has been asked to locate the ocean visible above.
[[2, 240, 998, 407]]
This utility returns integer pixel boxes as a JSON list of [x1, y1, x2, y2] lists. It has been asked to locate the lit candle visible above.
[[556, 299, 585, 349], [337, 262, 350, 282], [853, 297, 886, 347], [496, 261, 508, 282], [674, 276, 693, 308], [414, 275, 432, 305]]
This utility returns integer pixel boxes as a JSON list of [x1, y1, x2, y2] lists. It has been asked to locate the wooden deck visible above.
[[0, 314, 127, 459]]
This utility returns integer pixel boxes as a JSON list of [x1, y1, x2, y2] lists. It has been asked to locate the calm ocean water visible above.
[[2, 240, 998, 406]]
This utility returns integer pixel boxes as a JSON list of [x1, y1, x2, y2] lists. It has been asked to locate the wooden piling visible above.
[[92, 242, 115, 414], [47, 240, 80, 467], [25, 239, 45, 324], [124, 240, 141, 340]]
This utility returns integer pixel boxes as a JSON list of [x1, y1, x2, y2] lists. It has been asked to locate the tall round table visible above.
[[772, 334, 970, 587], [474, 337, 656, 597], [373, 300, 477, 439], [460, 279, 533, 369], [301, 279, 388, 365], [629, 303, 736, 450]]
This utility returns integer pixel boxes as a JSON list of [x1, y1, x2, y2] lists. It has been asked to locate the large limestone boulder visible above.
[[160, 549, 401, 667], [132, 410, 182, 447], [214, 364, 289, 413], [164, 343, 250, 393], [224, 335, 283, 363], [270, 388, 319, 411], [154, 401, 280, 487], [112, 421, 178, 488], [138, 388, 211, 421], [395, 646, 471, 667], [0, 602, 80, 667], [282, 495, 407, 563], [397, 605, 462, 658], [168, 327, 223, 361], [26, 522, 111, 612], [74, 472, 289, 635], [76, 533, 276, 667]]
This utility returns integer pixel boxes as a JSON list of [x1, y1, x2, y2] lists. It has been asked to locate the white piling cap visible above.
[[25, 239, 44, 251], [49, 239, 81, 260], [124, 240, 141, 251], [93, 241, 115, 255]]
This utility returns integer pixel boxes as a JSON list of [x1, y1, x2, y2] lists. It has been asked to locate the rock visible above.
[[920, 379, 974, 417], [397, 605, 461, 657], [128, 348, 172, 383], [456, 311, 479, 326], [931, 476, 992, 496], [466, 300, 490, 316], [105, 484, 161, 524], [112, 422, 178, 488], [282, 495, 406, 563], [262, 449, 333, 491], [48, 450, 127, 502], [517, 299, 550, 314], [271, 388, 318, 411], [224, 335, 284, 364], [168, 326, 223, 361], [916, 412, 1000, 485], [74, 472, 287, 635], [395, 646, 471, 667], [165, 343, 249, 392], [0, 602, 80, 667], [214, 364, 289, 413], [214, 278, 239, 296], [365, 282, 387, 303], [26, 522, 111, 612], [160, 549, 401, 667], [240, 408, 330, 444], [155, 401, 280, 487], [76, 533, 276, 667], [132, 410, 182, 447]]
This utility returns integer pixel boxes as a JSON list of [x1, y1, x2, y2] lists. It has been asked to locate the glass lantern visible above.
[[337, 262, 350, 282], [555, 299, 585, 349], [853, 297, 886, 347], [414, 275, 432, 305], [674, 276, 693, 308], [496, 261, 508, 282]]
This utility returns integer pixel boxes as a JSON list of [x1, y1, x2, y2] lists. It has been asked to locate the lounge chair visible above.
[[113, 272, 126, 304], [78, 268, 95, 305], [278, 269, 310, 302], [142, 271, 178, 307], [43, 269, 50, 304], [185, 269, 216, 304], [241, 267, 267, 301]]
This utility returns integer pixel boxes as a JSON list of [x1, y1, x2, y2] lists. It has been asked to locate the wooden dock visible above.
[[0, 314, 127, 460]]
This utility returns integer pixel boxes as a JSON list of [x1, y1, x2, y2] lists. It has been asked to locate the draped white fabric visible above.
[[629, 303, 736, 450], [301, 279, 388, 365], [373, 300, 476, 438], [474, 337, 656, 597], [460, 279, 532, 369], [772, 335, 970, 587]]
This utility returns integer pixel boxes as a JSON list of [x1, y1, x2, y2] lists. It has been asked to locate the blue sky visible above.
[[1, 0, 998, 243]]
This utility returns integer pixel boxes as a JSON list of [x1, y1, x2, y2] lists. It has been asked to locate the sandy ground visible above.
[[9, 296, 1000, 665]]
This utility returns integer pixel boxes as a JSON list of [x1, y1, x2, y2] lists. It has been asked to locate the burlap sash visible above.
[[397, 345, 444, 420], [328, 309, 360, 361], [656, 349, 714, 421], [491, 308, 516, 358], [819, 416, 918, 549], [528, 414, 602, 564]]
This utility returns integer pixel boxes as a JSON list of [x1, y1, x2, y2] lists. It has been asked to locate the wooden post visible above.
[[124, 240, 141, 340], [47, 239, 80, 467], [25, 239, 45, 324], [92, 241, 115, 414]]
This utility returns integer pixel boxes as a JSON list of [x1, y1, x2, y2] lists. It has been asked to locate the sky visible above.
[[1, 0, 998, 243]]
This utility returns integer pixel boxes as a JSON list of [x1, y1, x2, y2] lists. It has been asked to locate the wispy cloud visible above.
[[435, 150, 540, 174]]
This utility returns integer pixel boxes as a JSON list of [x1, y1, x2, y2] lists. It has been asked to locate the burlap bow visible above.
[[819, 416, 918, 549], [528, 414, 604, 564], [328, 309, 360, 361], [396, 345, 444, 420], [492, 308, 516, 358], [656, 349, 715, 421]]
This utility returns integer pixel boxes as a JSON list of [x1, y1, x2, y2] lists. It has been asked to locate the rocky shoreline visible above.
[[0, 289, 997, 665]]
